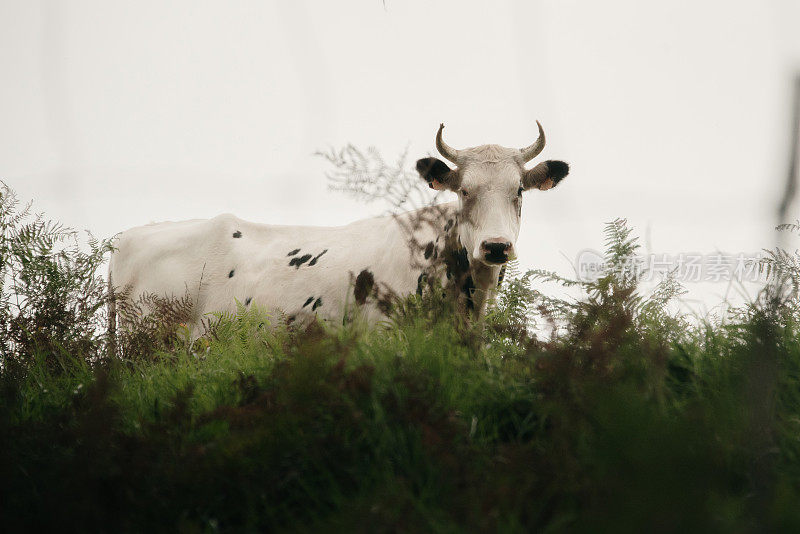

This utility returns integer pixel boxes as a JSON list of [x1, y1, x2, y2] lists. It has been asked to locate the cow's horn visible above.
[[435, 123, 460, 165], [520, 120, 546, 162]]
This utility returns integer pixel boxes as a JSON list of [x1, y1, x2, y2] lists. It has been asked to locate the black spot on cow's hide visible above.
[[312, 297, 323, 311], [445, 246, 470, 281], [287, 249, 300, 256], [457, 247, 469, 271], [303, 296, 314, 308], [441, 242, 475, 310], [377, 296, 393, 316], [354, 269, 375, 305], [308, 249, 328, 266], [233, 231, 242, 238], [228, 269, 235, 278], [289, 254, 312, 268], [424, 241, 435, 260], [416, 272, 427, 296], [245, 297, 252, 305]]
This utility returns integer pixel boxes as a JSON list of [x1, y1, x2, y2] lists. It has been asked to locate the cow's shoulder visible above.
[[112, 215, 243, 269], [209, 212, 241, 229]]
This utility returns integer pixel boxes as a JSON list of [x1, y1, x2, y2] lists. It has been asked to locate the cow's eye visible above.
[[517, 186, 524, 196], [460, 189, 469, 197]]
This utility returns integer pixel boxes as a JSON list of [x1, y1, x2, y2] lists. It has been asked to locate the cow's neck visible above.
[[469, 259, 504, 318], [444, 214, 504, 319]]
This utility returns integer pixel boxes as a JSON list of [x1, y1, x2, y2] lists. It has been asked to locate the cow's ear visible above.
[[416, 157, 458, 191], [522, 160, 570, 191]]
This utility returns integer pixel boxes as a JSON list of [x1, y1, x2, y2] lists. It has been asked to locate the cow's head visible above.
[[416, 122, 569, 265]]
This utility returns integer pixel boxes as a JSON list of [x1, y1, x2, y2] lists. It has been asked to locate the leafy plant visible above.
[[0, 182, 113, 373]]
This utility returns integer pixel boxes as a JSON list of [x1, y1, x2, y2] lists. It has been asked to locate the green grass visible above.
[[2, 185, 800, 532], [4, 294, 800, 532]]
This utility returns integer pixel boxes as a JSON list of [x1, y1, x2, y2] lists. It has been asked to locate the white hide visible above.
[[109, 203, 458, 331]]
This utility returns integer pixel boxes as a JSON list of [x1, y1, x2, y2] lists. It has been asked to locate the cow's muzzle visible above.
[[480, 239, 513, 264]]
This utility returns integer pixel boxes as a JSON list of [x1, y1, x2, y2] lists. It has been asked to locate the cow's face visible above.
[[416, 123, 569, 266]]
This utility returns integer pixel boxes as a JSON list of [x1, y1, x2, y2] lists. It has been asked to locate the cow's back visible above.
[[109, 214, 239, 323]]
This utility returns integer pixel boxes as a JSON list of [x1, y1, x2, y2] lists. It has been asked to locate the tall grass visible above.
[[1, 183, 800, 532]]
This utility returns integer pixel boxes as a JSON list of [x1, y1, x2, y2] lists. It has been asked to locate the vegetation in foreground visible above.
[[2, 183, 800, 533]]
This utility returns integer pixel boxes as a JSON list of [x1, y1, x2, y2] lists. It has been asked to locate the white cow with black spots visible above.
[[108, 122, 569, 334]]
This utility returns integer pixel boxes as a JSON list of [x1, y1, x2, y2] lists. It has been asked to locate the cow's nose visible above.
[[481, 240, 512, 263]]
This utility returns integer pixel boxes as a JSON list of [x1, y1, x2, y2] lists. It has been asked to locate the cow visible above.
[[108, 122, 569, 335]]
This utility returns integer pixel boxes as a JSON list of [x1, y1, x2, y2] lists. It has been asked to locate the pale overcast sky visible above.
[[2, 0, 800, 308]]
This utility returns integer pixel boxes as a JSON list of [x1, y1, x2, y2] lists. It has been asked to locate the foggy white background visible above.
[[2, 0, 800, 309]]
